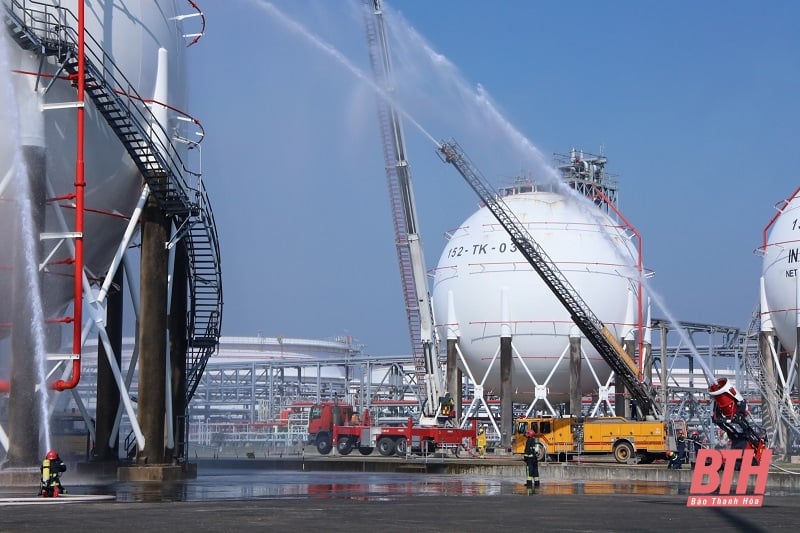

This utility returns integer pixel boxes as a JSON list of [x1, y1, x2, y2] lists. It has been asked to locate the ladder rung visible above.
[[40, 231, 82, 240]]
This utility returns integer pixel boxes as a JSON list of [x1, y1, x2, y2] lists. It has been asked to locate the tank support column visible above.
[[786, 324, 800, 408], [446, 291, 463, 420], [136, 195, 169, 464], [499, 337, 513, 448], [95, 267, 123, 461], [623, 338, 636, 419], [759, 327, 783, 455], [569, 329, 582, 417], [796, 323, 800, 429], [499, 288, 513, 449], [168, 243, 188, 462], [446, 337, 461, 421]]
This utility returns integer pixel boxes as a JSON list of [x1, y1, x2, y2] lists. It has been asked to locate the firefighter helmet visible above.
[[45, 450, 59, 461]]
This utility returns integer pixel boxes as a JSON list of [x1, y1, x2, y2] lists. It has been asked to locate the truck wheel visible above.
[[535, 443, 547, 462], [613, 441, 634, 463], [358, 447, 374, 456], [316, 433, 333, 455], [377, 436, 396, 456], [395, 437, 407, 456], [337, 436, 354, 455]]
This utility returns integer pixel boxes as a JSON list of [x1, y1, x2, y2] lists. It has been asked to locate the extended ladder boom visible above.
[[438, 141, 659, 419], [363, 0, 446, 424]]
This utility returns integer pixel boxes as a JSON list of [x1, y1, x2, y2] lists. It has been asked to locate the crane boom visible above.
[[363, 0, 448, 425], [437, 140, 660, 419]]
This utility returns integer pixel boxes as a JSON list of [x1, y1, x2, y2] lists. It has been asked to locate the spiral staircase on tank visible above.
[[3, 1, 222, 403]]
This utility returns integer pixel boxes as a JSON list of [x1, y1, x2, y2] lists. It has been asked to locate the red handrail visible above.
[[588, 184, 646, 379], [185, 1, 205, 47]]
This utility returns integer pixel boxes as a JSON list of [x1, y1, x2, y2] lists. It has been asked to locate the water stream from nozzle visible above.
[[0, 29, 52, 454], [250, 0, 438, 146], [252, 0, 716, 389]]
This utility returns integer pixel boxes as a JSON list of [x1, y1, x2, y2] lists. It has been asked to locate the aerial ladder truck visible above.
[[305, 1, 475, 458], [437, 140, 767, 462], [362, 0, 456, 429]]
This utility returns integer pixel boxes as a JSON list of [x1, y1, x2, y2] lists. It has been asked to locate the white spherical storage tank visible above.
[[762, 189, 800, 352], [0, 1, 190, 333], [432, 189, 642, 406]]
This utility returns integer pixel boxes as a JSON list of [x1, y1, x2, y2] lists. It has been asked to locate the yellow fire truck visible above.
[[513, 416, 685, 464]]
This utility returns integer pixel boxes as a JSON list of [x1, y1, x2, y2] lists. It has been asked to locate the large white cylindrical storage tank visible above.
[[0, 1, 189, 335], [762, 189, 800, 352], [432, 190, 641, 405]]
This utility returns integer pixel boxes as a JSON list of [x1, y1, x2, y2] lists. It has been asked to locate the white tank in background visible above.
[[761, 188, 800, 352]]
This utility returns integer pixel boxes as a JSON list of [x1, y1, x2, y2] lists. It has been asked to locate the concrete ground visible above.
[[0, 491, 797, 532]]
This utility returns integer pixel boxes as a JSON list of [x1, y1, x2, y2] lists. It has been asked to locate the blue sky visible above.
[[188, 0, 799, 356]]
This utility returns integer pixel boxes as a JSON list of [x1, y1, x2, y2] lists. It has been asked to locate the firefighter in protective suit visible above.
[[40, 450, 67, 497], [523, 430, 540, 487], [476, 426, 487, 459], [666, 450, 681, 469]]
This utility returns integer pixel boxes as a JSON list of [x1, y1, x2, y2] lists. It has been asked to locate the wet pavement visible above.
[[0, 468, 709, 502], [1, 463, 799, 532]]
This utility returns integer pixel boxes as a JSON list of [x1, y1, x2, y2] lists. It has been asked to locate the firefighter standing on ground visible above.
[[523, 430, 540, 487], [476, 427, 487, 459], [687, 430, 703, 467], [675, 429, 687, 468], [40, 450, 67, 497]]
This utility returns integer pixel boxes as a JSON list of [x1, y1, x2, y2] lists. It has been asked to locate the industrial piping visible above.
[[52, 0, 86, 391]]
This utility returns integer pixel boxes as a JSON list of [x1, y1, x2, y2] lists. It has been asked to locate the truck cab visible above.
[[512, 417, 562, 461], [307, 402, 355, 454]]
